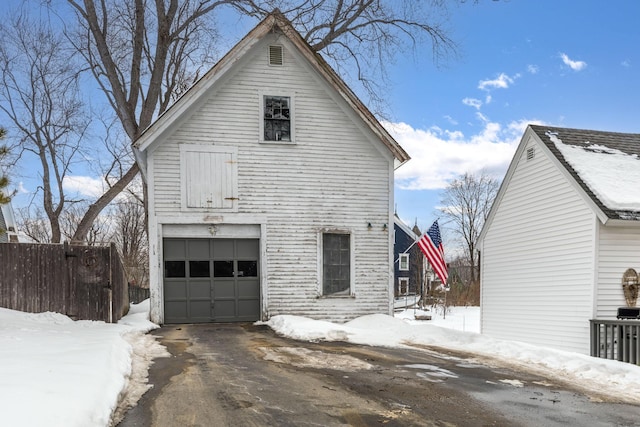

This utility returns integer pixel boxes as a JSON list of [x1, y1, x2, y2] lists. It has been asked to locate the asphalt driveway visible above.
[[117, 323, 640, 427]]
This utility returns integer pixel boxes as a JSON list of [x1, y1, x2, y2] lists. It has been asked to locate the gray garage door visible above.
[[163, 238, 260, 323]]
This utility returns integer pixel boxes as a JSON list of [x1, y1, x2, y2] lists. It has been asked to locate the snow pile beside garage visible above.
[[263, 309, 640, 404], [0, 300, 168, 427]]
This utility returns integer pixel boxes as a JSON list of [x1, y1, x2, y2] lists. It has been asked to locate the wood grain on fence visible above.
[[0, 242, 129, 322]]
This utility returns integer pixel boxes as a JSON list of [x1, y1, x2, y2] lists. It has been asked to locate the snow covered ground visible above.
[[264, 306, 640, 405], [1, 303, 639, 427], [0, 300, 168, 427]]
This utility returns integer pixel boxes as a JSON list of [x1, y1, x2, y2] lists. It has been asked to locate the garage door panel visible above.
[[238, 280, 259, 298], [214, 280, 235, 298], [236, 240, 259, 258], [189, 300, 212, 321], [165, 281, 187, 298], [213, 239, 234, 258], [164, 240, 186, 258], [165, 301, 188, 322], [214, 300, 236, 319], [188, 239, 210, 257], [238, 300, 260, 318], [189, 281, 211, 298]]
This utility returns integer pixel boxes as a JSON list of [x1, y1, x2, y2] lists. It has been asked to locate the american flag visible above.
[[417, 220, 448, 284]]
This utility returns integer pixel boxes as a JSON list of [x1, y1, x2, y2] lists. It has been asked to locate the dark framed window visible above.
[[237, 260, 258, 277], [264, 95, 291, 142], [165, 261, 186, 278], [322, 233, 350, 296], [189, 260, 210, 278], [398, 277, 409, 295], [214, 261, 234, 277]]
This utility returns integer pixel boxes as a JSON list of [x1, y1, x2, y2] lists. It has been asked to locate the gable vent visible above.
[[526, 147, 535, 161], [269, 45, 283, 66]]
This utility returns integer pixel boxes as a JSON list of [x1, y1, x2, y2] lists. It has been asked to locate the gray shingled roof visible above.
[[530, 125, 640, 220]]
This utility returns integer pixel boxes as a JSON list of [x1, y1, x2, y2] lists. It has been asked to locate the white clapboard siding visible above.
[[596, 225, 640, 318], [149, 34, 393, 322], [481, 137, 596, 354]]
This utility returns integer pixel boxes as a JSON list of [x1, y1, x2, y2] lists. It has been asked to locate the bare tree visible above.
[[59, 0, 485, 242], [439, 170, 499, 284], [110, 192, 149, 287], [16, 207, 51, 243], [63, 0, 229, 242], [0, 12, 90, 243], [3, 0, 496, 244], [229, 1, 458, 111], [60, 202, 111, 245]]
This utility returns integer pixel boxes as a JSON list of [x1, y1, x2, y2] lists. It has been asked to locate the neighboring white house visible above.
[[478, 124, 640, 355], [133, 11, 410, 324], [0, 201, 18, 243]]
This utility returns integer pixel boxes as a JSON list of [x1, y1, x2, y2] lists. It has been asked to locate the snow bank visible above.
[[0, 300, 167, 427], [264, 307, 640, 404]]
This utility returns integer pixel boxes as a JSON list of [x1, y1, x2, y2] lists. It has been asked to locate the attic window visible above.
[[269, 45, 283, 66], [526, 147, 535, 161], [264, 95, 291, 141]]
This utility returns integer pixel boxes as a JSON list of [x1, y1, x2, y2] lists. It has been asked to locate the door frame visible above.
[[150, 217, 267, 324]]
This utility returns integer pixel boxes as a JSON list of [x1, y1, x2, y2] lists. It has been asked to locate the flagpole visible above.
[[401, 235, 421, 254], [402, 217, 441, 255]]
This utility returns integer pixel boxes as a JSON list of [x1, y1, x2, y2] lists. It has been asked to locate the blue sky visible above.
[[4, 1, 640, 247], [387, 1, 640, 234]]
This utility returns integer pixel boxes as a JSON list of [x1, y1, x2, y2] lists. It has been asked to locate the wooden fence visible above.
[[0, 242, 129, 323], [129, 285, 150, 304]]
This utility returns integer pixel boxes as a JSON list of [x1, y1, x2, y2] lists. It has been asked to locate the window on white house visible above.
[[263, 95, 291, 142], [399, 253, 409, 271], [398, 277, 409, 295], [322, 232, 351, 296]]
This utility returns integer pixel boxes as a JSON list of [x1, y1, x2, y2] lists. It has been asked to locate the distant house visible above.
[[0, 202, 18, 243], [479, 125, 640, 354], [133, 11, 410, 324], [393, 215, 424, 297]]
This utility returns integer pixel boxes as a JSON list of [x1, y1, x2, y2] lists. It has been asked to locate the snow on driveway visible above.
[[2, 303, 639, 427]]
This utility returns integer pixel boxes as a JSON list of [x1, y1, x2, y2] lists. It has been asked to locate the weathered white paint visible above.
[[481, 134, 597, 354], [145, 32, 395, 323], [179, 145, 237, 211]]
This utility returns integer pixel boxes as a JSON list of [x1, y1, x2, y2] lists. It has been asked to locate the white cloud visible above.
[[527, 64, 539, 74], [462, 98, 482, 109], [443, 115, 458, 125], [621, 59, 631, 68], [16, 181, 28, 194], [560, 53, 587, 71], [387, 119, 543, 190], [478, 73, 516, 90], [63, 175, 105, 198]]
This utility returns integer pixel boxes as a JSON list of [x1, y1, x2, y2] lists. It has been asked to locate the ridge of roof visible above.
[[134, 10, 409, 165]]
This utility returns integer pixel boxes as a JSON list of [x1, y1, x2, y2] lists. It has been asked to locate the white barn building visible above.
[[134, 11, 409, 324]]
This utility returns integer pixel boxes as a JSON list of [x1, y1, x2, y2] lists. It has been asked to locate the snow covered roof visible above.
[[531, 125, 640, 221]]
